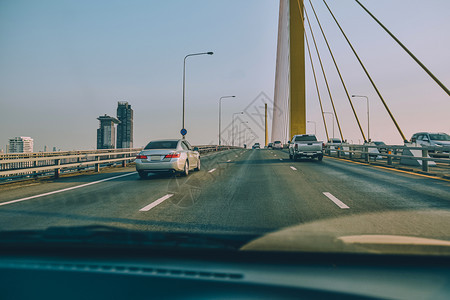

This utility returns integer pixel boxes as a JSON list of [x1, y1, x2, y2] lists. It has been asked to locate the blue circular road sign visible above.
[[180, 128, 187, 136]]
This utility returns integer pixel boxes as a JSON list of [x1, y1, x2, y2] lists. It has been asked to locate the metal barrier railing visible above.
[[0, 145, 240, 181], [323, 144, 450, 173]]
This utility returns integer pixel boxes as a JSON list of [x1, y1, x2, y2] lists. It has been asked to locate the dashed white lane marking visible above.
[[323, 192, 350, 209], [208, 168, 217, 173], [279, 159, 283, 161], [140, 194, 174, 211], [274, 155, 277, 157], [290, 166, 297, 171], [235, 155, 238, 157], [227, 159, 231, 162], [0, 172, 137, 208]]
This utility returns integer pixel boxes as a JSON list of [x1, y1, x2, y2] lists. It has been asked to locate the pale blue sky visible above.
[[1, 0, 449, 151]]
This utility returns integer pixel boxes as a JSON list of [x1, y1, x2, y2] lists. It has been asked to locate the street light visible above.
[[232, 112, 243, 146], [245, 127, 252, 146], [352, 95, 370, 142], [307, 121, 316, 135], [323, 112, 335, 140], [182, 51, 214, 138], [218, 96, 236, 145], [239, 121, 248, 147]]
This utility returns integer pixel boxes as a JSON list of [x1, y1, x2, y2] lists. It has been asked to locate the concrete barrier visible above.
[[400, 143, 436, 167]]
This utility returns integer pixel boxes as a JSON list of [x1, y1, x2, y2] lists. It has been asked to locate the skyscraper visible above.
[[116, 101, 133, 149], [97, 115, 120, 149], [9, 137, 34, 153]]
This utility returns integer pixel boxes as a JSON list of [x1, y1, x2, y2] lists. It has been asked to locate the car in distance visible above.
[[252, 143, 261, 149], [267, 142, 273, 149], [327, 138, 342, 153], [289, 134, 323, 161], [273, 141, 283, 149], [372, 141, 387, 154], [411, 132, 450, 155], [135, 139, 200, 178]]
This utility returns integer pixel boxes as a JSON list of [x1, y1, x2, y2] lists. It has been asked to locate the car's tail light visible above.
[[136, 155, 147, 159], [295, 144, 298, 150], [165, 153, 181, 159], [322, 143, 325, 148]]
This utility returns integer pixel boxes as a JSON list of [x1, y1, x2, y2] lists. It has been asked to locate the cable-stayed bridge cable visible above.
[[323, 0, 407, 143], [308, 0, 367, 142], [297, 0, 329, 141], [304, 4, 345, 142], [355, 0, 449, 97]]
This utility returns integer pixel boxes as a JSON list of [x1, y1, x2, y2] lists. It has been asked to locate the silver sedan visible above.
[[135, 139, 200, 178]]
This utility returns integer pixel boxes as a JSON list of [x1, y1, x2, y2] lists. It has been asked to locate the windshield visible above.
[[0, 0, 449, 259], [144, 140, 179, 150], [429, 134, 450, 141], [295, 136, 317, 142]]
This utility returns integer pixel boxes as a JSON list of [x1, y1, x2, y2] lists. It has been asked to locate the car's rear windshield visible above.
[[429, 134, 450, 141], [274, 141, 281, 144], [295, 136, 317, 142], [144, 140, 178, 150]]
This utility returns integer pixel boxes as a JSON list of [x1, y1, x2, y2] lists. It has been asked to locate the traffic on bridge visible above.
[[0, 1, 449, 299]]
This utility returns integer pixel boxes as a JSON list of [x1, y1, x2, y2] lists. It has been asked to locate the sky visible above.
[[0, 0, 449, 151]]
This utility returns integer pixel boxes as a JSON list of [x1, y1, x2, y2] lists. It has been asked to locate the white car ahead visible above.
[[135, 139, 200, 178], [273, 141, 283, 149]]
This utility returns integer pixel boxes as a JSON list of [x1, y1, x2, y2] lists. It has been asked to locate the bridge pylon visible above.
[[272, 0, 306, 143]]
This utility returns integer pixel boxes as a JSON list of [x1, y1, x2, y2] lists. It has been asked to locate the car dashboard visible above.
[[0, 247, 449, 300]]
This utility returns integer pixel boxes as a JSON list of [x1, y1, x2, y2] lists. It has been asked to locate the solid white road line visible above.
[[208, 168, 217, 173], [0, 172, 137, 207], [290, 166, 297, 171], [139, 194, 174, 212], [323, 192, 349, 209]]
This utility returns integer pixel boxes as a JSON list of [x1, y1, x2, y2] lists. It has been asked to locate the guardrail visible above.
[[0, 145, 240, 181], [323, 143, 450, 173]]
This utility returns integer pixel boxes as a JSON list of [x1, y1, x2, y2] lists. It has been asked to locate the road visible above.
[[0, 149, 449, 240]]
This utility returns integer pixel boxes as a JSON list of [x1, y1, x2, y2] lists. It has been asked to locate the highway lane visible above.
[[0, 149, 449, 240]]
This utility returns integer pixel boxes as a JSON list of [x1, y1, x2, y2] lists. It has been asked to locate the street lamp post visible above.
[[323, 112, 335, 140], [239, 121, 248, 147], [352, 95, 370, 142], [245, 127, 251, 146], [182, 51, 214, 138], [307, 121, 316, 135], [218, 96, 236, 145], [232, 112, 243, 146]]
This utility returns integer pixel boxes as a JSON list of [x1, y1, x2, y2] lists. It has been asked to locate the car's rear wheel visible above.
[[182, 161, 189, 176], [289, 152, 293, 160], [138, 170, 147, 179], [318, 155, 323, 161], [194, 158, 201, 171]]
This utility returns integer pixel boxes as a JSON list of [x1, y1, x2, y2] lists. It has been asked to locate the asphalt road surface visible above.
[[0, 149, 449, 239]]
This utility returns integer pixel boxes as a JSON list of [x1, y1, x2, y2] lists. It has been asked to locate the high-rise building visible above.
[[97, 115, 120, 149], [9, 137, 34, 153], [116, 101, 133, 149]]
